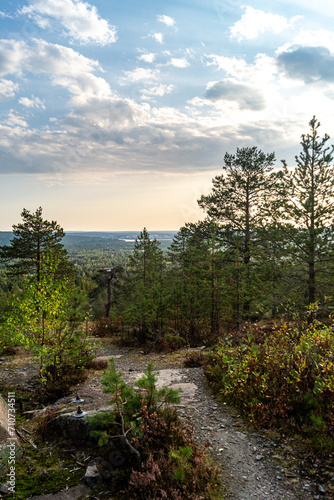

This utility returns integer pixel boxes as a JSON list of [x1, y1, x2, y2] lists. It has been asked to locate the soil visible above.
[[0, 340, 331, 499]]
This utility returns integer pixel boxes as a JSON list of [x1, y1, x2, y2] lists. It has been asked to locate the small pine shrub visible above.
[[88, 358, 220, 498]]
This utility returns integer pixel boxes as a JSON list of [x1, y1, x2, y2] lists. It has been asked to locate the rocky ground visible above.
[[0, 340, 332, 499]]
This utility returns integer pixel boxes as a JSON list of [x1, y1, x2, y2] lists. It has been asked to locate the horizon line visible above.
[[0, 229, 179, 233]]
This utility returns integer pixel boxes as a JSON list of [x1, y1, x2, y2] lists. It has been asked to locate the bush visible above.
[[85, 358, 109, 370], [124, 445, 218, 500], [90, 318, 118, 337], [184, 351, 207, 367], [206, 313, 334, 450], [157, 334, 186, 352]]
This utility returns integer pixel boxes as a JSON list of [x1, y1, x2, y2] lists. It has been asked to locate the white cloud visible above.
[[0, 11, 13, 18], [121, 68, 158, 84], [206, 53, 277, 84], [20, 0, 117, 45], [157, 15, 175, 27], [0, 39, 112, 106], [141, 84, 175, 99], [167, 57, 189, 68], [138, 53, 156, 63], [57, 74, 112, 106], [28, 40, 111, 105], [230, 6, 301, 42], [26, 39, 101, 76], [0, 39, 28, 76], [151, 32, 163, 44], [186, 96, 207, 108], [0, 79, 19, 101], [6, 110, 28, 128], [19, 95, 45, 108]]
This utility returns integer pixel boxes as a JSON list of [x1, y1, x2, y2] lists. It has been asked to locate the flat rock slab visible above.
[[30, 484, 91, 500], [124, 368, 198, 405]]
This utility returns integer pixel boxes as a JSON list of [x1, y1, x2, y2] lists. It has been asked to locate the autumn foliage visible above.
[[206, 309, 334, 449]]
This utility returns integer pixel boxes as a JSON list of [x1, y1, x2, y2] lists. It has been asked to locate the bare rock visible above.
[[85, 463, 102, 488]]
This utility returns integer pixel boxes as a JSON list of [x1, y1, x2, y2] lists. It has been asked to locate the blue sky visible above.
[[0, 0, 333, 230]]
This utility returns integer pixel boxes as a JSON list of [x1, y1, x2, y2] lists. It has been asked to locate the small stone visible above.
[[85, 464, 102, 488], [256, 455, 264, 461], [318, 484, 326, 494]]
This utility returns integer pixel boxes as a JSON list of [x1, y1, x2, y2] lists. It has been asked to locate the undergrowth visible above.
[[88, 359, 221, 499], [205, 306, 334, 453]]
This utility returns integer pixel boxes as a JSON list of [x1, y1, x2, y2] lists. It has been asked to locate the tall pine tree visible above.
[[278, 116, 334, 306], [198, 146, 276, 318], [122, 228, 165, 342]]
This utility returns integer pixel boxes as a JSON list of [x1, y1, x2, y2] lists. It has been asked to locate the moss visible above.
[[0, 437, 85, 499]]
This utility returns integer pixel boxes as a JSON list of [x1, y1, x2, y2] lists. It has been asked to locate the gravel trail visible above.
[[109, 350, 317, 500]]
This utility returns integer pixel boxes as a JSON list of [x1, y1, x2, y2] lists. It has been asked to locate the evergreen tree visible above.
[[279, 117, 334, 306], [167, 220, 225, 341], [0, 207, 72, 282], [122, 228, 165, 342], [198, 147, 276, 317]]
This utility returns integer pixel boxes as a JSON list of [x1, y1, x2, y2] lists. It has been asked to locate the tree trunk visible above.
[[105, 275, 112, 318]]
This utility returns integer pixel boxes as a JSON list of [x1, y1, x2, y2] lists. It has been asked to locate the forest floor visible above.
[[0, 339, 332, 499]]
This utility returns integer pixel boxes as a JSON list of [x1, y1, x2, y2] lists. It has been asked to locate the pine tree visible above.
[[0, 207, 72, 282], [198, 146, 276, 317], [122, 228, 165, 342], [167, 220, 225, 340], [279, 117, 334, 306]]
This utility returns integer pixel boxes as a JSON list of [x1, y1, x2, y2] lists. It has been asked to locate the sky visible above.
[[0, 0, 334, 231]]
